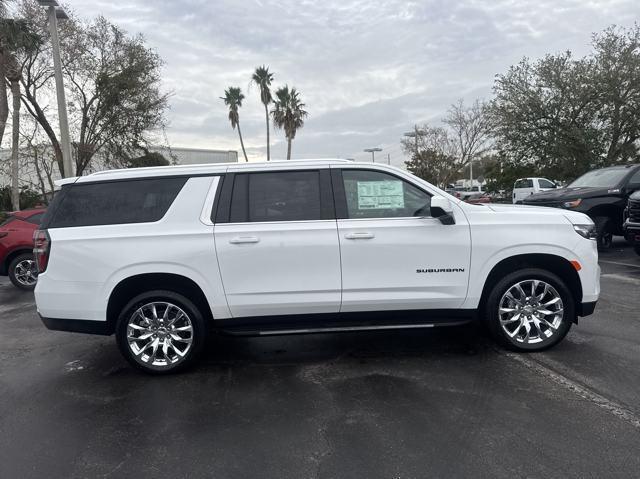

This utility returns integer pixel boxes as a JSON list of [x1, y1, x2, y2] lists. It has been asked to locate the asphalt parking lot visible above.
[[1, 242, 639, 479]]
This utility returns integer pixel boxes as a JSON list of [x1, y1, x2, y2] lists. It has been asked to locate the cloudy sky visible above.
[[67, 0, 639, 165]]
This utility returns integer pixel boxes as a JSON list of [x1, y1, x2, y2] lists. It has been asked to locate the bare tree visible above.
[[443, 99, 493, 182], [403, 99, 493, 187]]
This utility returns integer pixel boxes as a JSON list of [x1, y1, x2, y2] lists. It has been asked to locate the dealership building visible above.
[[0, 146, 238, 192]]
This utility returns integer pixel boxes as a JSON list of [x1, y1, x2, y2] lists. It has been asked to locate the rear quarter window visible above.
[[48, 177, 187, 228]]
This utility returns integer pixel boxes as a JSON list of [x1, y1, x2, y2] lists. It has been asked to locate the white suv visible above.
[[34, 160, 600, 374]]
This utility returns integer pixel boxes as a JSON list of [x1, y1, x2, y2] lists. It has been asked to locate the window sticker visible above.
[[357, 180, 404, 209]]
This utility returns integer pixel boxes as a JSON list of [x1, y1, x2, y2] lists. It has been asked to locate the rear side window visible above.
[[515, 179, 533, 188], [49, 178, 187, 228], [230, 171, 322, 222]]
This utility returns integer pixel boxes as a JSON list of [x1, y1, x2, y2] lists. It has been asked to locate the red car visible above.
[[0, 208, 46, 290]]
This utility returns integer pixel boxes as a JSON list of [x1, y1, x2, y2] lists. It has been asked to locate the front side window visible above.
[[341, 170, 431, 219], [538, 179, 556, 188], [49, 177, 187, 228], [230, 171, 322, 222]]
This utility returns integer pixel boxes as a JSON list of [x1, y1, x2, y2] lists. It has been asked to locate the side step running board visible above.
[[219, 320, 472, 337]]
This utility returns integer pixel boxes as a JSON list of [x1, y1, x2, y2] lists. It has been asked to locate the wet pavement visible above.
[[1, 240, 639, 478]]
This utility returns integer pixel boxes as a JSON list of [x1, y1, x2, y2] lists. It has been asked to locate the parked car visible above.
[[465, 193, 492, 204], [523, 164, 640, 249], [512, 177, 557, 204], [623, 190, 640, 256], [0, 208, 46, 290], [35, 160, 600, 374]]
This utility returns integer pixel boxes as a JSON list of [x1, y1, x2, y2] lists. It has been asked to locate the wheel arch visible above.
[[2, 248, 33, 274], [478, 253, 582, 322], [106, 273, 214, 335]]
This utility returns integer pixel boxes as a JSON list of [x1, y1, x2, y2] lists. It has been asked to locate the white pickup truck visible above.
[[513, 177, 558, 203], [34, 160, 600, 374]]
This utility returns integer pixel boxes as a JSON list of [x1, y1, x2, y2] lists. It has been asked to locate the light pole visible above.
[[364, 147, 382, 162], [37, 0, 73, 178], [403, 125, 424, 157]]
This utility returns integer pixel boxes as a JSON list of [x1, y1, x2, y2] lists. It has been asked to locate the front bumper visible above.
[[623, 220, 640, 244]]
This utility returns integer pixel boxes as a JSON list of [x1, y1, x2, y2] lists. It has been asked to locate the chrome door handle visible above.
[[344, 232, 375, 240], [229, 236, 260, 244]]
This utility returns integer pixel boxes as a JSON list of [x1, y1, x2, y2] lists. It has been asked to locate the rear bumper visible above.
[[39, 315, 113, 336], [578, 301, 597, 317]]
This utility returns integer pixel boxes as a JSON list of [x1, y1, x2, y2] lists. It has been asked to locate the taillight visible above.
[[33, 229, 51, 273]]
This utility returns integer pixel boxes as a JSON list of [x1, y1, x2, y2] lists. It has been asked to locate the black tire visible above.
[[634, 245, 640, 257], [485, 268, 574, 352], [115, 290, 206, 375], [594, 216, 613, 250], [8, 253, 37, 291]]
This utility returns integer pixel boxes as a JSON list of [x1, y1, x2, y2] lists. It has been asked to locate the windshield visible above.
[[569, 168, 628, 188]]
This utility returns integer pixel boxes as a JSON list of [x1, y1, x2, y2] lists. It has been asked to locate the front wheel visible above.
[[485, 268, 574, 351], [8, 253, 38, 291], [115, 290, 206, 374], [594, 216, 613, 250]]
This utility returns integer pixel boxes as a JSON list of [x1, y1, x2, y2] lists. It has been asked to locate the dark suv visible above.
[[624, 190, 640, 256], [523, 165, 640, 249]]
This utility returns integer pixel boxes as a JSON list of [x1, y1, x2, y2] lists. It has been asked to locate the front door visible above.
[[214, 169, 341, 318], [333, 167, 471, 312]]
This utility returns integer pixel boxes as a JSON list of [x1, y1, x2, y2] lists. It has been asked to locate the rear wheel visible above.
[[8, 253, 37, 291], [594, 216, 613, 250], [485, 268, 574, 351], [115, 290, 206, 374], [634, 245, 640, 257]]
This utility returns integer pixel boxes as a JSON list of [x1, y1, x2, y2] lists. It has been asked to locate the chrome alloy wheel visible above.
[[498, 280, 564, 345], [126, 302, 194, 369], [14, 259, 37, 287]]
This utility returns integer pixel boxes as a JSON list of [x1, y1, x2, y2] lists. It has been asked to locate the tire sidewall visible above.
[[485, 268, 575, 351], [115, 290, 206, 374], [8, 253, 37, 291], [594, 216, 613, 250]]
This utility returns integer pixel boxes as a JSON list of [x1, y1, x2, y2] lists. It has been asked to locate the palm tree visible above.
[[271, 86, 308, 160], [251, 65, 274, 161], [220, 86, 248, 162]]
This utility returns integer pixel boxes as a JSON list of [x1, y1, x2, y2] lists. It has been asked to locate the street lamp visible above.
[[37, 0, 73, 178], [404, 125, 425, 153], [364, 147, 382, 162]]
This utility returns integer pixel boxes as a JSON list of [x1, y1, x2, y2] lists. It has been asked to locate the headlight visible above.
[[573, 224, 596, 240], [563, 199, 582, 208]]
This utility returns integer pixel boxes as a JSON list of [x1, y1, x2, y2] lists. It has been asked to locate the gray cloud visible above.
[[68, 0, 640, 164]]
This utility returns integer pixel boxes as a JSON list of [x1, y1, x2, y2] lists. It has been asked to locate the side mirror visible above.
[[430, 196, 455, 225]]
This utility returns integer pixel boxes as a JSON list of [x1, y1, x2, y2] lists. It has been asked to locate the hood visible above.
[[486, 203, 592, 225], [524, 186, 615, 202]]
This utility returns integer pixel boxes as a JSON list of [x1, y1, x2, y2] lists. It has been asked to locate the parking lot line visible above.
[[601, 273, 640, 285], [503, 352, 640, 430], [600, 260, 640, 269]]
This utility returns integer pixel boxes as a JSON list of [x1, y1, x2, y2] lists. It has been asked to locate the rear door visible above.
[[332, 167, 471, 312], [213, 169, 341, 318], [513, 179, 534, 203]]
